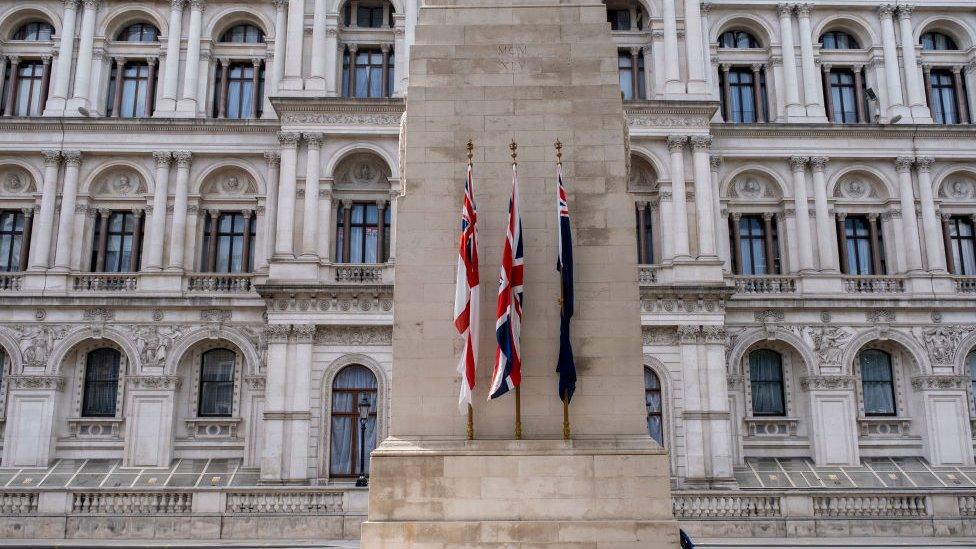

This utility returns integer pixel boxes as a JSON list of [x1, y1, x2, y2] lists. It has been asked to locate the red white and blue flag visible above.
[[454, 160, 480, 412], [489, 161, 524, 400], [555, 161, 576, 403]]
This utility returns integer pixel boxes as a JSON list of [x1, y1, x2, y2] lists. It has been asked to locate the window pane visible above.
[[750, 350, 785, 415], [199, 349, 235, 416], [860, 350, 896, 415], [82, 349, 120, 417]]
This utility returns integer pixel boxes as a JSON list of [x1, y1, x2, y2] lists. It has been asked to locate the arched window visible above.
[[749, 349, 785, 416], [116, 23, 159, 42], [220, 24, 264, 44], [343, 0, 394, 28], [198, 349, 235, 417], [718, 30, 760, 49], [12, 21, 54, 41], [644, 368, 664, 445], [82, 348, 121, 417], [921, 32, 958, 51], [968, 351, 976, 410], [860, 349, 895, 416], [330, 365, 377, 477], [820, 31, 859, 50]]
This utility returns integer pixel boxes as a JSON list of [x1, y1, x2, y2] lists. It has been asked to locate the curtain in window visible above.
[[968, 352, 976, 406], [644, 369, 663, 445], [749, 350, 785, 415], [82, 348, 121, 417], [329, 365, 378, 476], [860, 349, 896, 416], [199, 349, 235, 417], [618, 53, 633, 101], [950, 217, 976, 275], [0, 211, 25, 272]]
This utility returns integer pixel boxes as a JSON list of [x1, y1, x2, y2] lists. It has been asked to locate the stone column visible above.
[[317, 186, 334, 260], [282, 0, 305, 89], [966, 60, 976, 122], [702, 327, 734, 481], [796, 3, 825, 119], [942, 213, 956, 274], [308, 0, 328, 90], [700, 2, 713, 93], [285, 324, 315, 480], [301, 133, 322, 258], [682, 0, 707, 94], [789, 156, 815, 271], [275, 132, 300, 257], [661, 0, 682, 94], [837, 213, 849, 273], [853, 65, 867, 123], [196, 51, 211, 116], [668, 136, 690, 259], [895, 157, 923, 272], [111, 57, 126, 116], [677, 326, 706, 479], [952, 66, 969, 124], [144, 152, 171, 271], [915, 157, 946, 272], [30, 151, 61, 270], [262, 51, 276, 117], [3, 57, 19, 117], [878, 4, 907, 118], [776, 4, 802, 116], [129, 210, 144, 272], [896, 5, 929, 120], [324, 25, 339, 94], [66, 0, 99, 113], [52, 151, 81, 271], [260, 152, 280, 272], [271, 0, 288, 92], [166, 151, 192, 271], [158, 0, 185, 113], [720, 64, 732, 121], [868, 213, 884, 274], [177, 0, 205, 113], [651, 30, 665, 96], [261, 325, 290, 481], [17, 209, 33, 271], [691, 136, 716, 258], [393, 24, 406, 96], [658, 187, 674, 262], [751, 64, 766, 122], [45, 0, 79, 114], [711, 157, 731, 271], [810, 156, 837, 271]]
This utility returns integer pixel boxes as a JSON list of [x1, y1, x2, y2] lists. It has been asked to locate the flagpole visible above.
[[510, 139, 523, 441], [466, 139, 475, 441], [555, 139, 571, 442]]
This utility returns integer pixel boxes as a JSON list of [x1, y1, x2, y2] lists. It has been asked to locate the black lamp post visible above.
[[355, 394, 370, 487]]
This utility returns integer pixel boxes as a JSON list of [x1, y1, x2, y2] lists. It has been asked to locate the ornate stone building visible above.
[[0, 0, 973, 545]]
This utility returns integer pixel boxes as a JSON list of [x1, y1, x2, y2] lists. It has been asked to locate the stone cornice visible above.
[[0, 118, 280, 134], [709, 123, 976, 140], [271, 97, 405, 127]]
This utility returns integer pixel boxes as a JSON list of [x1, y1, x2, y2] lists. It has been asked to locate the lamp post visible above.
[[355, 394, 370, 487]]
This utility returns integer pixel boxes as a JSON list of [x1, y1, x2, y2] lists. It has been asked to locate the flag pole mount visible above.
[[510, 140, 518, 165], [562, 390, 571, 441], [554, 138, 562, 164], [466, 139, 474, 163]]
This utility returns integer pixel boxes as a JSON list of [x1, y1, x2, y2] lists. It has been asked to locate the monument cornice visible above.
[[271, 96, 405, 128], [0, 118, 280, 134], [710, 123, 976, 140]]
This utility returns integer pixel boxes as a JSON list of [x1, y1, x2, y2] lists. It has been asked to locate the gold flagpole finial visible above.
[[466, 139, 474, 164], [509, 140, 518, 164], [554, 139, 563, 164]]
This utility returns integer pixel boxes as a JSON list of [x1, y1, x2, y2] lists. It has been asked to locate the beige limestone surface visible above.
[[364, 1, 677, 546]]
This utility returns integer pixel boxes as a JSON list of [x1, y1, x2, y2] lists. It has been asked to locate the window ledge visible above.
[[858, 417, 912, 438], [184, 417, 242, 439], [743, 417, 799, 437], [67, 417, 124, 439]]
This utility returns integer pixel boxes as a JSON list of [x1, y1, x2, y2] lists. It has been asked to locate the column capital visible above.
[[208, 208, 221, 219], [153, 151, 172, 167], [788, 156, 809, 171], [187, 0, 205, 11], [896, 3, 914, 18], [302, 133, 324, 148], [731, 211, 742, 221], [173, 150, 192, 167], [751, 63, 764, 73], [690, 135, 712, 151], [62, 151, 82, 166], [809, 156, 829, 171], [895, 156, 914, 173], [629, 46, 641, 56], [42, 150, 62, 166], [267, 324, 291, 342], [264, 151, 281, 167], [169, 0, 185, 10], [62, 0, 80, 10], [837, 211, 848, 220], [709, 156, 722, 172], [277, 131, 300, 147], [820, 62, 832, 72], [951, 65, 964, 75], [666, 135, 687, 152], [700, 2, 713, 15], [776, 3, 794, 18], [762, 211, 775, 221], [795, 3, 812, 18], [878, 4, 896, 19], [131, 208, 144, 219], [293, 324, 316, 342], [81, 0, 100, 11], [251, 57, 262, 67], [271, 0, 288, 9], [915, 156, 935, 172], [242, 208, 253, 219]]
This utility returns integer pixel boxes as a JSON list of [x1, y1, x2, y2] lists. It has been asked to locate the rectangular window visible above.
[[635, 203, 654, 264], [860, 350, 896, 416], [736, 215, 772, 275], [341, 48, 393, 99], [0, 210, 26, 272], [749, 350, 786, 416], [107, 62, 151, 117], [618, 52, 633, 101], [13, 60, 46, 117], [930, 69, 959, 125], [336, 202, 391, 263], [843, 215, 882, 275], [198, 349, 235, 417], [90, 211, 140, 273], [82, 349, 120, 417], [949, 215, 976, 275], [201, 212, 256, 273], [721, 67, 767, 123], [828, 69, 860, 123], [607, 9, 631, 31]]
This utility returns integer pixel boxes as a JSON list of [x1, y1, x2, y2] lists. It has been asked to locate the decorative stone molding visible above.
[[912, 325, 969, 367], [83, 308, 114, 322], [895, 156, 914, 173], [911, 375, 970, 391], [7, 375, 64, 391], [62, 151, 82, 167], [68, 417, 123, 439], [279, 112, 402, 126], [173, 151, 192, 167], [915, 157, 935, 173], [744, 417, 799, 437], [642, 326, 678, 346], [788, 156, 809, 171], [677, 326, 700, 343], [809, 156, 829, 171], [804, 326, 853, 369], [667, 135, 688, 152], [184, 417, 241, 439], [866, 309, 895, 324], [701, 327, 727, 344], [267, 324, 291, 343], [264, 152, 281, 167], [315, 325, 392, 346], [690, 135, 713, 151], [127, 376, 181, 391], [200, 309, 231, 323], [858, 417, 911, 438], [244, 375, 266, 391], [264, 290, 394, 314], [293, 324, 316, 343], [755, 310, 785, 324], [800, 375, 855, 391], [277, 132, 300, 146]]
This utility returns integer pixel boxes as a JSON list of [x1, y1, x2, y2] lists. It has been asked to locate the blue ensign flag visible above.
[[556, 162, 576, 403]]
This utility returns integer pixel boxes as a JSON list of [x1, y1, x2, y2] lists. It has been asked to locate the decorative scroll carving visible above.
[[315, 325, 392, 345], [127, 376, 181, 390]]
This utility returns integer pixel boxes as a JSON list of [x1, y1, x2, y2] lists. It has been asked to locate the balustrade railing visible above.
[[672, 494, 782, 519], [812, 494, 928, 518], [954, 276, 976, 293], [0, 273, 22, 291], [186, 274, 254, 293], [858, 417, 912, 438], [225, 490, 344, 514], [0, 492, 37, 514], [743, 417, 799, 437], [334, 264, 385, 283], [842, 275, 905, 294], [72, 274, 138, 292], [638, 265, 658, 285], [71, 491, 192, 515], [732, 275, 797, 294]]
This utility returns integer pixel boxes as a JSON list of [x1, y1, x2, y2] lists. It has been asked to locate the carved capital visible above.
[[153, 151, 172, 167], [173, 150, 192, 167], [878, 4, 896, 19], [690, 135, 713, 151], [264, 151, 281, 167], [293, 324, 316, 342], [62, 150, 82, 166], [267, 324, 291, 342], [278, 131, 300, 147], [788, 156, 809, 171], [42, 150, 61, 167], [303, 132, 324, 148], [895, 156, 914, 173], [915, 156, 935, 173], [809, 156, 829, 171], [776, 3, 794, 18], [667, 135, 687, 153]]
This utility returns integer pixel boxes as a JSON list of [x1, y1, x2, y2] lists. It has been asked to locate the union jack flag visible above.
[[489, 161, 524, 400], [454, 160, 480, 412]]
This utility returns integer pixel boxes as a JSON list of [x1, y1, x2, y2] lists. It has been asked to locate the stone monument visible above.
[[361, 1, 679, 546]]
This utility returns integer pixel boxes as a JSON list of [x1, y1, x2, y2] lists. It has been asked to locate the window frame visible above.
[[335, 201, 391, 263], [197, 348, 237, 418], [929, 69, 959, 125], [819, 31, 860, 50], [106, 61, 152, 118], [644, 367, 665, 446], [921, 31, 958, 51], [328, 364, 379, 478], [948, 215, 976, 275], [220, 24, 265, 44], [843, 215, 878, 275], [201, 211, 256, 273], [90, 210, 140, 273], [115, 22, 159, 42], [718, 30, 760, 49], [748, 349, 787, 417], [0, 210, 26, 272], [12, 21, 54, 41], [858, 349, 897, 417], [11, 59, 47, 117], [81, 348, 121, 418], [828, 68, 860, 124]]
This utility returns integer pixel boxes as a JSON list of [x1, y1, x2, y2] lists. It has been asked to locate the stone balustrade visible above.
[[72, 491, 192, 515], [812, 494, 928, 517], [185, 274, 254, 293], [954, 276, 976, 293], [332, 263, 390, 284], [0, 274, 22, 291], [857, 417, 913, 438], [673, 493, 783, 519], [225, 490, 344, 514], [733, 275, 798, 294], [743, 417, 799, 437], [842, 275, 906, 294], [0, 492, 37, 515], [71, 274, 139, 292]]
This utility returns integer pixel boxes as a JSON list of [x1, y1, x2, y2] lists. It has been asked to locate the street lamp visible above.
[[355, 394, 370, 487]]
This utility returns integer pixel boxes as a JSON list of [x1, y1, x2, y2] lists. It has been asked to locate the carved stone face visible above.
[[844, 179, 866, 198], [116, 175, 132, 193], [5, 174, 23, 192]]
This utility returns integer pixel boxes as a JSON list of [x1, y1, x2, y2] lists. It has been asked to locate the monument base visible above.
[[361, 438, 678, 548]]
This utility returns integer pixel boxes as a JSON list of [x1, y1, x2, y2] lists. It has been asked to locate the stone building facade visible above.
[[0, 0, 973, 544]]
